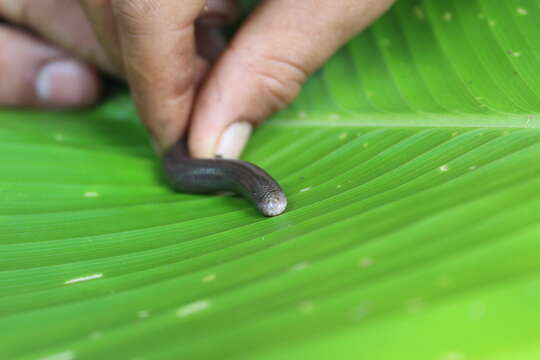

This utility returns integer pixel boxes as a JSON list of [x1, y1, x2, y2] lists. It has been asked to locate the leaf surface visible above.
[[1, 0, 540, 359]]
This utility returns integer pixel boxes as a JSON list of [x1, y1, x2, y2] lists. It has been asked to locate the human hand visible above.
[[0, 0, 394, 158], [0, 0, 237, 148], [187, 0, 395, 158]]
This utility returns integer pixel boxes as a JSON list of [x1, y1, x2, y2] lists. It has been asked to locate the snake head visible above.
[[259, 190, 288, 217]]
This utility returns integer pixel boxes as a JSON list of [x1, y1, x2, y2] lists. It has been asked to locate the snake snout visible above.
[[260, 191, 288, 217]]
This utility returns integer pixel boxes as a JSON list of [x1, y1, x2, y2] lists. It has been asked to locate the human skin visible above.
[[0, 0, 395, 158]]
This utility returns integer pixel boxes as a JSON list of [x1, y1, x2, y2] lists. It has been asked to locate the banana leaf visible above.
[[2, 0, 540, 359]]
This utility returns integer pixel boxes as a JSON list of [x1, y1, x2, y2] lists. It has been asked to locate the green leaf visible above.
[[2, 0, 540, 359]]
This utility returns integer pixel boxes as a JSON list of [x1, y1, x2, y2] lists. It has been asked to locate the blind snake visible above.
[[163, 139, 288, 216]]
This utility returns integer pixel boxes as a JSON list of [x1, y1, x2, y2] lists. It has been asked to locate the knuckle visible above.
[[247, 53, 309, 110], [81, 0, 112, 10], [127, 56, 195, 101], [112, 0, 160, 19], [170, 69, 195, 99], [113, 0, 203, 35], [92, 0, 112, 8], [83, 0, 113, 15], [0, 28, 35, 105], [0, 0, 31, 24], [112, 0, 166, 37]]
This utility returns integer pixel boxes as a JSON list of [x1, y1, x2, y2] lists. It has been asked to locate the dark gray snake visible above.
[[163, 139, 287, 216]]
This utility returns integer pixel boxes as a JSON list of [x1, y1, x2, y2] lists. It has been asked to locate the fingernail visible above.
[[215, 121, 253, 159], [36, 59, 100, 107]]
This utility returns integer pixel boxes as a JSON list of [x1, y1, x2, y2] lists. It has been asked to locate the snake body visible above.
[[163, 139, 287, 216]]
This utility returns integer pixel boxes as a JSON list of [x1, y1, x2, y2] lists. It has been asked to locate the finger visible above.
[[0, 25, 101, 108], [78, 0, 124, 75], [189, 0, 395, 159], [0, 0, 114, 73], [111, 0, 206, 152], [0, 0, 236, 75]]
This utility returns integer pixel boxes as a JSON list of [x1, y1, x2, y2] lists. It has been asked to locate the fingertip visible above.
[[36, 59, 101, 108], [189, 119, 253, 160], [188, 129, 219, 159], [150, 58, 208, 156], [111, 1, 206, 158]]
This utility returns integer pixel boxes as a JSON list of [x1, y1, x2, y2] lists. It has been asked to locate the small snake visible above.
[[163, 139, 287, 217]]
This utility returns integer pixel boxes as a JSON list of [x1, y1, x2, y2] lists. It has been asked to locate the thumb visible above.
[[189, 0, 394, 159]]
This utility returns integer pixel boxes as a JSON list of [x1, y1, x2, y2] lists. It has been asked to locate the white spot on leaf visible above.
[[300, 187, 311, 193], [90, 331, 103, 340], [358, 257, 374, 268], [203, 274, 217, 283], [328, 113, 340, 121], [299, 301, 315, 314], [414, 6, 425, 20], [440, 352, 465, 360], [176, 300, 210, 318], [443, 11, 453, 21], [406, 298, 426, 314], [516, 7, 528, 15], [84, 191, 99, 198], [138, 310, 150, 319], [39, 351, 75, 360], [350, 303, 372, 321], [439, 164, 449, 172], [65, 273, 103, 285], [290, 262, 309, 272]]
